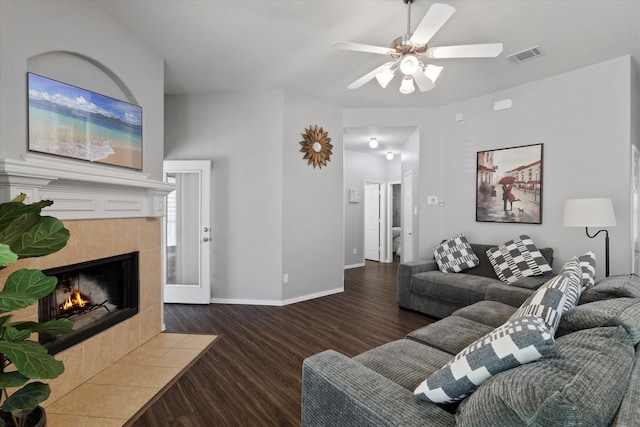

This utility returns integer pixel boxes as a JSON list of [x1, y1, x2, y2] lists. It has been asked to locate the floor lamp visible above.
[[563, 198, 616, 277]]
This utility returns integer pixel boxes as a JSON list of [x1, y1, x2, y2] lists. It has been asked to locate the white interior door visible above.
[[403, 171, 414, 263], [364, 183, 381, 261], [163, 160, 211, 304]]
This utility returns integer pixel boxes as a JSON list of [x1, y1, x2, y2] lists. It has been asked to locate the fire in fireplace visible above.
[[39, 252, 139, 354]]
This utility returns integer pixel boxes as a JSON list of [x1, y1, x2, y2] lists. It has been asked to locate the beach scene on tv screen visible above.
[[27, 73, 142, 170]]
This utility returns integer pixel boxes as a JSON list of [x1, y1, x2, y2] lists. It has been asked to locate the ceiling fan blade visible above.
[[409, 3, 456, 46], [411, 70, 436, 92], [426, 43, 504, 58], [347, 62, 396, 89], [331, 41, 394, 55]]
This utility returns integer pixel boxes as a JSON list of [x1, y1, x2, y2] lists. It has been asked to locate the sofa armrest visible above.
[[485, 283, 534, 307], [398, 260, 438, 308], [302, 350, 455, 427]]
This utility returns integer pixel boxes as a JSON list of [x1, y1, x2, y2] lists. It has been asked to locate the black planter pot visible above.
[[0, 406, 46, 427]]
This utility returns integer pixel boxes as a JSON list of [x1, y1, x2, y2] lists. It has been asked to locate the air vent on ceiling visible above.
[[506, 46, 543, 64]]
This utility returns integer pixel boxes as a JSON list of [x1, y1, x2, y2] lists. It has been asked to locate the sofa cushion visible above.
[[451, 300, 517, 328], [486, 235, 552, 283], [434, 233, 480, 273], [456, 326, 635, 427], [414, 315, 554, 404], [410, 271, 497, 306], [579, 273, 640, 304], [578, 251, 597, 288], [556, 297, 640, 343], [354, 339, 452, 391], [406, 316, 495, 355]]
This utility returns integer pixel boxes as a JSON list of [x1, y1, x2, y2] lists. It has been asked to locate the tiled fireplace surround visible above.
[[0, 155, 174, 405]]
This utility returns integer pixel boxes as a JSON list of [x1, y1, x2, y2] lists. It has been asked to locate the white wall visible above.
[[165, 92, 284, 303], [0, 0, 164, 180]]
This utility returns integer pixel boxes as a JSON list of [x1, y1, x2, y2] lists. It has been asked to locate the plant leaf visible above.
[[12, 319, 73, 336], [0, 340, 64, 379], [2, 326, 31, 342], [0, 381, 50, 412], [0, 371, 29, 388], [10, 216, 69, 259], [0, 293, 35, 314], [2, 269, 58, 300], [0, 202, 47, 248], [0, 244, 17, 268], [10, 194, 27, 204]]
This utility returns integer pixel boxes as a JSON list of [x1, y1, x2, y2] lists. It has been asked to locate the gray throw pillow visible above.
[[580, 274, 640, 304]]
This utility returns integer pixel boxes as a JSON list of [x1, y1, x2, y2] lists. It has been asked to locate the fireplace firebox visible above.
[[39, 252, 139, 355]]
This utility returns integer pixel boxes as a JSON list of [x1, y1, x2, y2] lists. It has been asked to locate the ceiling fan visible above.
[[332, 1, 503, 94]]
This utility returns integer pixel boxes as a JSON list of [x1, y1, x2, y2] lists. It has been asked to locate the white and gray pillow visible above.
[[577, 251, 596, 288], [414, 315, 555, 404], [434, 233, 480, 273], [486, 235, 552, 283], [510, 257, 583, 335]]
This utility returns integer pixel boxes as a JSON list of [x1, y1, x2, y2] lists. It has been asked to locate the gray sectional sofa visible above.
[[397, 243, 554, 318], [302, 274, 640, 426]]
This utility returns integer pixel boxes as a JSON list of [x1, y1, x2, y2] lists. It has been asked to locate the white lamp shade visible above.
[[563, 198, 617, 227], [399, 76, 415, 94], [399, 55, 420, 75], [375, 69, 395, 88], [424, 64, 443, 83]]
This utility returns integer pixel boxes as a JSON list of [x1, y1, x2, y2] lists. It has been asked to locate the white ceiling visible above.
[[94, 0, 640, 155]]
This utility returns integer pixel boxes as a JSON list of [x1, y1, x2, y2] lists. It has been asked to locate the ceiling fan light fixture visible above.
[[369, 137, 379, 148], [399, 55, 420, 75], [375, 68, 396, 88], [399, 76, 415, 94], [424, 64, 443, 83]]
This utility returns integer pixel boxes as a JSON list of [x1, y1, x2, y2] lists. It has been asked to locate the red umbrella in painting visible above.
[[498, 176, 515, 185]]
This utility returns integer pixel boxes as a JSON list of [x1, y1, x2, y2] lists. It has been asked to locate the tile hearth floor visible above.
[[43, 333, 218, 427]]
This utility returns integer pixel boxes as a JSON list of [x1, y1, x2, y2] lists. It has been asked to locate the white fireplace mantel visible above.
[[0, 155, 174, 220]]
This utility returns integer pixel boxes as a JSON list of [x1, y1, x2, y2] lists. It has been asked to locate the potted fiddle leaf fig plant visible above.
[[0, 194, 72, 427]]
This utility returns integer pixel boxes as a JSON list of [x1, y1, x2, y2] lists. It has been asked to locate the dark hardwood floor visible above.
[[130, 259, 434, 426]]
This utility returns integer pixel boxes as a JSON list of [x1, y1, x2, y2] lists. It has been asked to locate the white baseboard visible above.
[[210, 286, 344, 306], [344, 262, 365, 269]]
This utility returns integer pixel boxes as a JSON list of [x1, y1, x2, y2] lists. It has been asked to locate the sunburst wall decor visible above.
[[299, 125, 333, 169]]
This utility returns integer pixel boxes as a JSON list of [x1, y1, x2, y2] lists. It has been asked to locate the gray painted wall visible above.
[[437, 55, 634, 279], [165, 91, 344, 304], [347, 56, 637, 280], [343, 150, 388, 266], [0, 0, 164, 180], [282, 92, 343, 301]]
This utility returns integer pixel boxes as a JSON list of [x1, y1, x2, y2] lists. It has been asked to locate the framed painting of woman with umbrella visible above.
[[476, 143, 543, 224]]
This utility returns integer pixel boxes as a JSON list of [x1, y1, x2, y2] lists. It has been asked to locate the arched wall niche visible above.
[[27, 51, 139, 106]]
